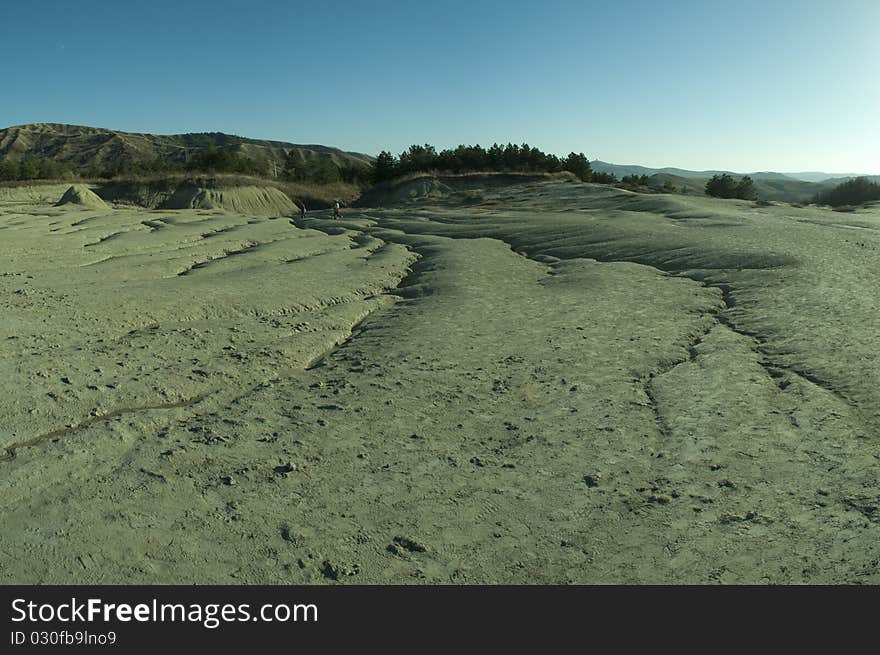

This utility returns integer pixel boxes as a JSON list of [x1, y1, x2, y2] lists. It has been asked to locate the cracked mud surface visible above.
[[1, 181, 878, 583]]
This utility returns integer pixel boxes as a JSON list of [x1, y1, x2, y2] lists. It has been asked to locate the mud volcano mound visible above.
[[55, 184, 109, 209], [162, 185, 296, 217]]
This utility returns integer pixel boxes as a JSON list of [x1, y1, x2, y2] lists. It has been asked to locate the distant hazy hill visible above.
[[592, 160, 799, 181], [591, 160, 877, 184], [783, 172, 866, 183], [0, 123, 373, 171], [592, 160, 870, 202]]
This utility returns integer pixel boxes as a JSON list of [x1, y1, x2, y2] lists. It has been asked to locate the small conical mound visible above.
[[56, 185, 109, 209]]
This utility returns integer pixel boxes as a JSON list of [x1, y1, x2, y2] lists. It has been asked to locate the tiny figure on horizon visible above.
[[334, 201, 341, 219], [300, 201, 306, 218]]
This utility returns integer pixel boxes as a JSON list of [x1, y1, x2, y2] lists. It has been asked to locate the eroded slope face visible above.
[[1, 182, 878, 584]]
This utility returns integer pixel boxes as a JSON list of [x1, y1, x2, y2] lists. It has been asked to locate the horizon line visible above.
[[3, 122, 877, 177]]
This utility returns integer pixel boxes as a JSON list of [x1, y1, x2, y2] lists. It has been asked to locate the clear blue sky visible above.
[[2, 0, 877, 173]]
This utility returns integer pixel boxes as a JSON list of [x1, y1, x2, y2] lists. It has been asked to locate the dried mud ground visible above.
[[1, 180, 878, 583]]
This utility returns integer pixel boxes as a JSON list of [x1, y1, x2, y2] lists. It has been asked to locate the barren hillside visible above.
[[0, 123, 372, 170]]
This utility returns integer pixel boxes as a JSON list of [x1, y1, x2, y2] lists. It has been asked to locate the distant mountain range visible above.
[[0, 123, 373, 171], [591, 161, 872, 184], [780, 172, 866, 183], [591, 160, 879, 203]]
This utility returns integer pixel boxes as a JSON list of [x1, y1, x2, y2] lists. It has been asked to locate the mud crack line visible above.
[[303, 262, 422, 370], [0, 393, 211, 463]]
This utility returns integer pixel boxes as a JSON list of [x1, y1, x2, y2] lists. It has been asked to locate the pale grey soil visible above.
[[1, 180, 878, 583]]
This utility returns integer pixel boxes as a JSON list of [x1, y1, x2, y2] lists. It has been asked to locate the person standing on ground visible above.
[[300, 201, 306, 219], [334, 201, 341, 219]]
